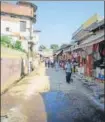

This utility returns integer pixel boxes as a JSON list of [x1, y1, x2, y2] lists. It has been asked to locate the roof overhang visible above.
[[71, 34, 104, 51], [63, 46, 71, 53], [72, 17, 104, 41]]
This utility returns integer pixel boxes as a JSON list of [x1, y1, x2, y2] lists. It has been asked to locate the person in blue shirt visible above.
[[65, 59, 72, 83]]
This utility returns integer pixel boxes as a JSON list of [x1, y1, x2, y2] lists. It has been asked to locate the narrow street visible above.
[[1, 63, 104, 122], [1, 1, 104, 122]]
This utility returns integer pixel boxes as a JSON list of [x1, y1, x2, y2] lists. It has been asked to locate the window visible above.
[[6, 27, 10, 32], [20, 21, 26, 32]]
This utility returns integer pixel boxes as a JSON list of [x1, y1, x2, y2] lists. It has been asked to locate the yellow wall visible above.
[[83, 14, 102, 28]]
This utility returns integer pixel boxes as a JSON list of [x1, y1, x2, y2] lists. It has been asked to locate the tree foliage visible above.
[[1, 36, 13, 48], [14, 41, 26, 53], [14, 41, 22, 50]]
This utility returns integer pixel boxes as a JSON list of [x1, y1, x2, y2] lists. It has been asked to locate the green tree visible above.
[[50, 44, 59, 51]]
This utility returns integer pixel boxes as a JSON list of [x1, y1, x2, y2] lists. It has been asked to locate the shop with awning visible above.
[[71, 18, 105, 79]]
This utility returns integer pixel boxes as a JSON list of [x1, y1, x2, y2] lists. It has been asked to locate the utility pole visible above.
[[27, 24, 41, 73], [28, 20, 33, 73], [27, 20, 32, 74]]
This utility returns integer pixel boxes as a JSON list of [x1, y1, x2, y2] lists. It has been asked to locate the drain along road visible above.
[[1, 63, 104, 122]]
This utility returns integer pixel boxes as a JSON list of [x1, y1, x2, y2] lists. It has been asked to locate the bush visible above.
[[14, 41, 22, 50], [1, 36, 26, 53], [1, 36, 13, 48], [14, 41, 27, 53]]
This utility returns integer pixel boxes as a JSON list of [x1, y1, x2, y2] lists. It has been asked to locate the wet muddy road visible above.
[[40, 91, 104, 122]]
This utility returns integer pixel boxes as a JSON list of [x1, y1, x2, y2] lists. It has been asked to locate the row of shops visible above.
[[54, 17, 105, 83], [71, 40, 105, 82]]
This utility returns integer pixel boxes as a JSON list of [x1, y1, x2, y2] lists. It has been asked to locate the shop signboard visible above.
[[83, 14, 102, 29]]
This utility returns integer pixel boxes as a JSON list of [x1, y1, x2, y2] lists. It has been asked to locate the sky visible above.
[[8, 1, 104, 48], [33, 1, 104, 48]]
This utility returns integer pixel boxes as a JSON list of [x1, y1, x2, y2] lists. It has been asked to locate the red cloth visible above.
[[102, 49, 105, 56], [93, 44, 99, 52]]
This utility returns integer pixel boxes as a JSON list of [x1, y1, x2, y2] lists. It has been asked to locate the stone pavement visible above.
[[1, 64, 104, 122], [45, 67, 92, 94]]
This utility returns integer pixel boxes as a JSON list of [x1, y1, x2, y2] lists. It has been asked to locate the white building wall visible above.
[[1, 20, 19, 36], [21, 40, 28, 52], [1, 19, 32, 52], [33, 33, 40, 52], [32, 33, 39, 44], [1, 20, 31, 38], [1, 18, 39, 52]]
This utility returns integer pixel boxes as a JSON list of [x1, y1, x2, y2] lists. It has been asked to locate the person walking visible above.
[[73, 59, 77, 73], [45, 58, 48, 68], [62, 61, 65, 70], [55, 60, 59, 71], [48, 58, 50, 68], [65, 59, 72, 83], [51, 58, 54, 68]]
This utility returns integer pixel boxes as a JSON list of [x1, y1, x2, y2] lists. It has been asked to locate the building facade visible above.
[[1, 1, 37, 52], [71, 15, 105, 82]]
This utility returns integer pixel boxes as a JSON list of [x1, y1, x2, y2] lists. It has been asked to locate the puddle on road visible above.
[[41, 91, 105, 122]]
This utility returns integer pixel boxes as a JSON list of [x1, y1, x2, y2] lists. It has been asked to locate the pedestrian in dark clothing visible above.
[[73, 60, 77, 73], [65, 59, 72, 83], [45, 58, 48, 68], [48, 59, 50, 68]]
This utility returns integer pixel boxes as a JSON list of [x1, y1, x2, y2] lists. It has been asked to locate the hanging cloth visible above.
[[99, 41, 105, 57], [93, 43, 99, 52], [102, 49, 105, 56]]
